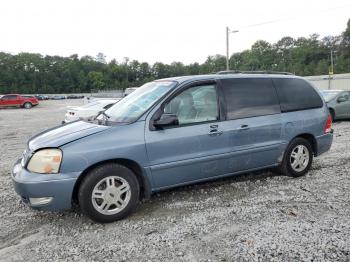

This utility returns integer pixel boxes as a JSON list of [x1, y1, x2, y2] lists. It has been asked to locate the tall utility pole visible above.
[[226, 27, 229, 71], [330, 50, 334, 75], [226, 27, 239, 71], [328, 50, 334, 90]]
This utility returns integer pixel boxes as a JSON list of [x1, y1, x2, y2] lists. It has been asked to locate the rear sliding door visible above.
[[218, 77, 283, 173]]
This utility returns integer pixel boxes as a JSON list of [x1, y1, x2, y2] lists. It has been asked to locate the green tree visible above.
[[87, 71, 105, 91], [0, 18, 349, 94]]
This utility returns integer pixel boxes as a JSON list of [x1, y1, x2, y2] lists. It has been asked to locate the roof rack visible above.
[[216, 70, 294, 75]]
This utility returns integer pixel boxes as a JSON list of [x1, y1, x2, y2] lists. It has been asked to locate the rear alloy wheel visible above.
[[279, 137, 313, 177], [78, 163, 139, 223], [23, 102, 32, 109], [290, 145, 310, 172]]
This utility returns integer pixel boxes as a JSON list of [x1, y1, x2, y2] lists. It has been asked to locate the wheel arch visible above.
[[293, 133, 317, 155], [22, 101, 32, 107], [328, 107, 335, 120], [72, 158, 152, 204]]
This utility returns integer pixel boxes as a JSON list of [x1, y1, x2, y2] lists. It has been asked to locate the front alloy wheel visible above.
[[91, 176, 131, 215], [78, 163, 140, 223]]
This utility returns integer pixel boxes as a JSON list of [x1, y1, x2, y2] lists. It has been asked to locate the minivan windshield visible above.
[[320, 90, 341, 102], [99, 81, 176, 123]]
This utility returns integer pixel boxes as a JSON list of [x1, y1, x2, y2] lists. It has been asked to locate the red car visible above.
[[0, 94, 39, 109]]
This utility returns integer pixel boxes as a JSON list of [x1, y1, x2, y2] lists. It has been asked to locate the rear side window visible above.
[[272, 78, 323, 112], [2, 95, 17, 100], [220, 78, 280, 120]]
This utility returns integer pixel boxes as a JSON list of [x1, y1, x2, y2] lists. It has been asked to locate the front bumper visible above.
[[12, 159, 79, 211], [315, 132, 333, 156]]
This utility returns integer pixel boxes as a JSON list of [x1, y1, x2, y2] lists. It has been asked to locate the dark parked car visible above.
[[50, 95, 66, 100], [67, 95, 85, 99], [35, 95, 45, 100], [12, 72, 333, 223], [320, 90, 350, 120]]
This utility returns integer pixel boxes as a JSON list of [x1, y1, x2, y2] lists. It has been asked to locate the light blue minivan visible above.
[[12, 72, 333, 222]]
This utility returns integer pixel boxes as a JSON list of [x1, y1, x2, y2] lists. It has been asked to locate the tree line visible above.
[[0, 19, 349, 94]]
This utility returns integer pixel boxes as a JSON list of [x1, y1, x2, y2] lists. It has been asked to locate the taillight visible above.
[[324, 115, 332, 134]]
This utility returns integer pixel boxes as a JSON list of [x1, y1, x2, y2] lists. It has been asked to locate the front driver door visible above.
[[145, 81, 228, 190]]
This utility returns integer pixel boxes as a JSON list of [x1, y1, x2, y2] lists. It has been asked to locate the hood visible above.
[[28, 121, 110, 151], [67, 106, 80, 110]]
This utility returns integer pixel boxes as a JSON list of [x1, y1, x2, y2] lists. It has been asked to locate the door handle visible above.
[[235, 124, 250, 131], [209, 124, 223, 136], [209, 130, 223, 136]]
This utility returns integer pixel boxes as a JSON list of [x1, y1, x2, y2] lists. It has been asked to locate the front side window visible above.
[[2, 95, 17, 100], [164, 84, 219, 125], [221, 78, 280, 120]]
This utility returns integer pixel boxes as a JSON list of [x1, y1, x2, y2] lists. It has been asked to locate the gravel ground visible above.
[[0, 100, 349, 262]]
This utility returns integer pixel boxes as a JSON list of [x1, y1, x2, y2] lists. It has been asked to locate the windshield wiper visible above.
[[95, 110, 110, 120], [101, 111, 110, 119]]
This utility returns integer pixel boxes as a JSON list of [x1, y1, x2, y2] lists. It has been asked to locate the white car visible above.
[[63, 99, 120, 123], [124, 87, 138, 97]]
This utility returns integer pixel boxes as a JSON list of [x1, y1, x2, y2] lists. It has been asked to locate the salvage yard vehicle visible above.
[[67, 94, 84, 99], [0, 94, 39, 109], [12, 72, 333, 223], [50, 95, 66, 100], [63, 99, 120, 123], [320, 90, 350, 120], [34, 94, 49, 100]]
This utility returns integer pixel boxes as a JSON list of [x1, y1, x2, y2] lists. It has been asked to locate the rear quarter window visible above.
[[272, 78, 323, 112]]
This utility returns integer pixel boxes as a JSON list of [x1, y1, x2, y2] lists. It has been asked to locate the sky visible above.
[[0, 0, 349, 65]]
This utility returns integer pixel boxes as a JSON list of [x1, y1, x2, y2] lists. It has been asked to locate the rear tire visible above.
[[78, 163, 140, 223], [23, 102, 32, 109], [278, 137, 313, 177]]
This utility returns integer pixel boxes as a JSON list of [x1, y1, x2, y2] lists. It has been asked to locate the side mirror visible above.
[[154, 113, 179, 128], [337, 97, 347, 103]]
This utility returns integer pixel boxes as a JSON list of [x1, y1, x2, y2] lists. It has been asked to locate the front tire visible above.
[[78, 163, 140, 223], [279, 137, 313, 177], [23, 102, 32, 109]]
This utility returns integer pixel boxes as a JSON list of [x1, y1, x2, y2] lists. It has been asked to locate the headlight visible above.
[[27, 149, 62, 174]]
